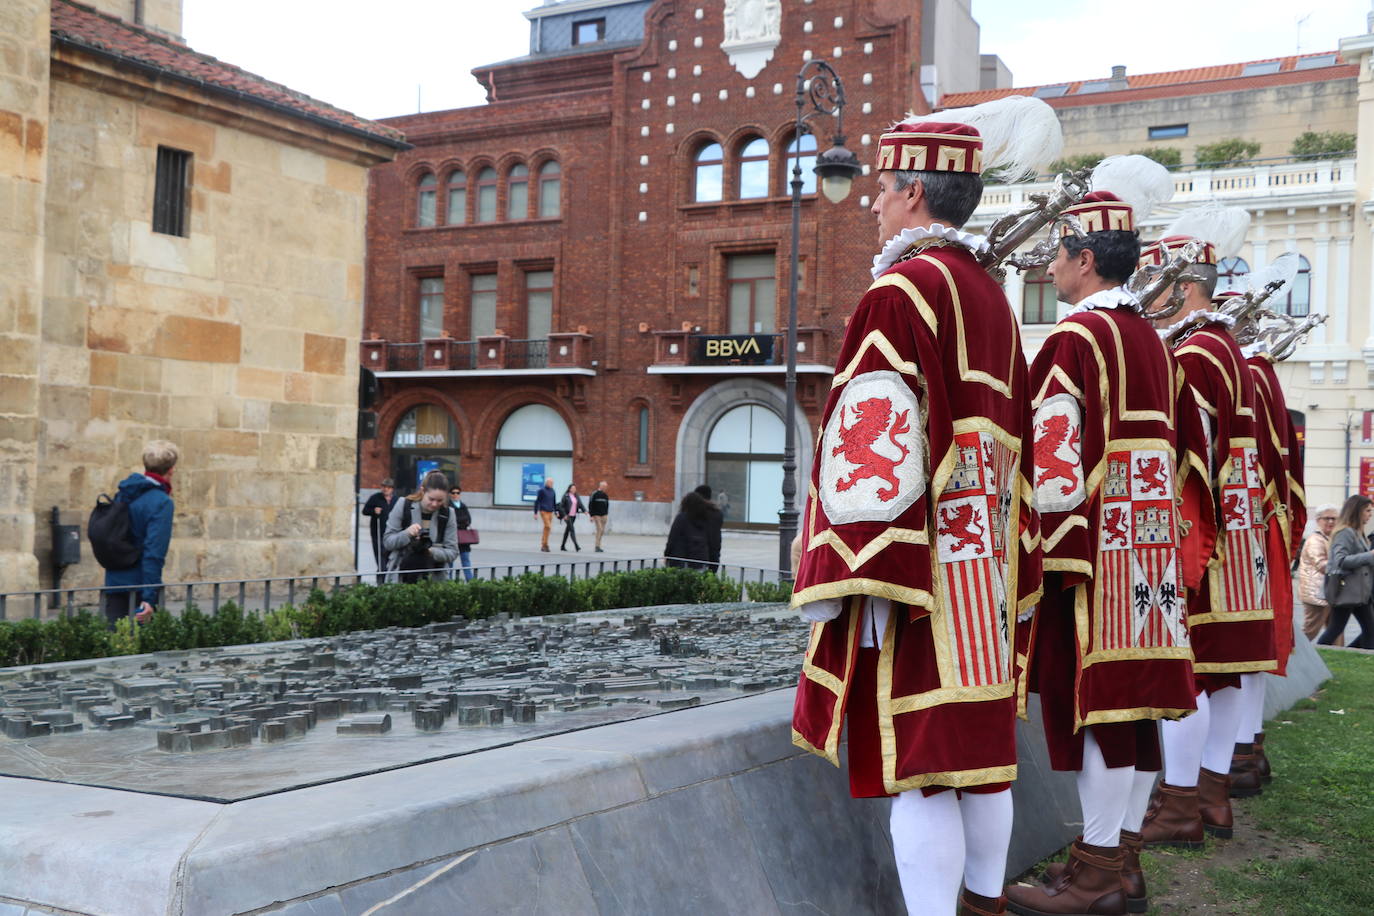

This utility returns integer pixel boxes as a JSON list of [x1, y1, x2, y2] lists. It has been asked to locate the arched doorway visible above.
[[674, 379, 813, 529], [391, 404, 460, 493], [706, 404, 785, 527], [493, 404, 573, 506]]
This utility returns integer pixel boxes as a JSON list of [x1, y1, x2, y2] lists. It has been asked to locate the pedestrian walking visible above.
[[1318, 495, 1374, 648], [589, 481, 611, 552], [533, 477, 556, 552], [362, 477, 396, 584], [98, 440, 179, 627], [449, 484, 475, 581], [383, 470, 459, 583], [1299, 504, 1339, 642], [558, 484, 584, 551]]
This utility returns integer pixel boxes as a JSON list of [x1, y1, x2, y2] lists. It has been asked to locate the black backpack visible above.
[[89, 493, 141, 570]]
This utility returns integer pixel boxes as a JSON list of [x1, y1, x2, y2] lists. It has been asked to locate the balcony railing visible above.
[[973, 157, 1355, 221], [362, 333, 593, 375]]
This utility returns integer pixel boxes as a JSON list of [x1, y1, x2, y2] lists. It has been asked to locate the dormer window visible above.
[[573, 18, 605, 45]]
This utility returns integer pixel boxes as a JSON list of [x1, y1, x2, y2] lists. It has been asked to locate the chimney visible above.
[[1111, 65, 1127, 80]]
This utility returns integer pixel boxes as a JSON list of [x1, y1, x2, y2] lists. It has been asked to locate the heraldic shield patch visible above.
[[1032, 393, 1086, 514], [819, 369, 926, 525]]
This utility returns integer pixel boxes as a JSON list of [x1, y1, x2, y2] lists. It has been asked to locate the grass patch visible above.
[[1144, 649, 1374, 915]]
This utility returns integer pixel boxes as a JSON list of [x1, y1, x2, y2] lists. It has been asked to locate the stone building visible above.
[[943, 7, 1374, 512], [363, 0, 1006, 533], [0, 0, 406, 596]]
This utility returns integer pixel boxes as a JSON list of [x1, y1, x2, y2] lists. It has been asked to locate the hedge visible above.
[[0, 568, 785, 668]]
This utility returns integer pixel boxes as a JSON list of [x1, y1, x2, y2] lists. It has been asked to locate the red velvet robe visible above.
[[1248, 354, 1303, 674], [1173, 325, 1277, 674], [1021, 304, 1215, 748], [791, 240, 1042, 794]]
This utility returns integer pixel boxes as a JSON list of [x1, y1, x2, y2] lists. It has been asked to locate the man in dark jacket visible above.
[[533, 477, 557, 552], [103, 440, 178, 626], [362, 477, 397, 583], [589, 481, 611, 552], [666, 486, 723, 570]]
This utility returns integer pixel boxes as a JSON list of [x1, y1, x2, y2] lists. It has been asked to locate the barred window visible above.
[[153, 146, 192, 237]]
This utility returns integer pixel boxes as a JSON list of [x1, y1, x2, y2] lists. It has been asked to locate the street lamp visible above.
[[779, 59, 862, 578]]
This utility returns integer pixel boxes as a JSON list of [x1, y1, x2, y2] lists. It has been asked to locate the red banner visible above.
[[1361, 457, 1374, 498]]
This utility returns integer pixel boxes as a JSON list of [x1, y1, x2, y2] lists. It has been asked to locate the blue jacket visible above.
[[533, 485, 557, 513], [103, 474, 175, 607]]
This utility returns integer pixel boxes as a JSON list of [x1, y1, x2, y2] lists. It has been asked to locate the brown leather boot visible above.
[[1118, 829, 1147, 914], [1140, 782, 1205, 849], [1006, 840, 1127, 915], [1254, 731, 1272, 782], [1228, 743, 1263, 798], [959, 889, 1008, 915], [1198, 767, 1234, 839]]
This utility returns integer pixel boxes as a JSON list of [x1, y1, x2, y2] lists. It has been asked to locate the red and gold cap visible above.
[[1211, 290, 1243, 307], [875, 121, 983, 175], [1062, 191, 1134, 233], [1139, 234, 1218, 268]]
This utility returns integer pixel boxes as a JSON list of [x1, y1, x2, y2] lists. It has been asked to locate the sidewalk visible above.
[[354, 517, 784, 579]]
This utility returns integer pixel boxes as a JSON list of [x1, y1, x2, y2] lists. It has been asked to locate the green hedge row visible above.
[[0, 568, 792, 668]]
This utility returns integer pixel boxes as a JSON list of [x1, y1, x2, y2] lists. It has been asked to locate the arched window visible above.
[[738, 136, 769, 199], [444, 170, 466, 225], [1216, 256, 1250, 295], [494, 404, 573, 506], [1021, 268, 1057, 324], [694, 142, 723, 203], [706, 404, 784, 526], [416, 173, 437, 227], [538, 161, 561, 218], [786, 132, 817, 195], [476, 167, 498, 222], [507, 163, 529, 220], [1285, 255, 1312, 317], [637, 406, 650, 464], [390, 404, 459, 493]]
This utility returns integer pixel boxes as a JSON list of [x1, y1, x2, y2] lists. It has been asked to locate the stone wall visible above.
[[36, 81, 373, 592], [0, 0, 50, 593]]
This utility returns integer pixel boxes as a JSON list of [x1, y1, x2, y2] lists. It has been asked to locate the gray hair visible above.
[[142, 440, 179, 474], [1188, 262, 1219, 298], [1315, 504, 1339, 518], [889, 169, 984, 229]]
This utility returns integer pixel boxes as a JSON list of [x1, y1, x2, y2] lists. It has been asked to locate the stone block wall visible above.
[[0, 0, 50, 592], [35, 83, 373, 592]]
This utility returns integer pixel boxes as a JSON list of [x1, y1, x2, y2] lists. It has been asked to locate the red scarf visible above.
[[145, 471, 172, 495]]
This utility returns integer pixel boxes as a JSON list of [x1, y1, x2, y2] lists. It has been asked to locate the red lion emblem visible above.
[[939, 503, 987, 555], [1222, 492, 1247, 527], [1034, 414, 1082, 496], [833, 397, 911, 501], [1248, 450, 1261, 483], [1134, 457, 1169, 496], [1102, 506, 1129, 547]]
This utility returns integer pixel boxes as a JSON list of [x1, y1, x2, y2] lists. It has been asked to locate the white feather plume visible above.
[[1164, 202, 1251, 258], [1090, 155, 1174, 223], [1247, 251, 1301, 298], [921, 96, 1064, 182]]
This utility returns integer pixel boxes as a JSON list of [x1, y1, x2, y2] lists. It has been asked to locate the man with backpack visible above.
[[92, 440, 178, 627]]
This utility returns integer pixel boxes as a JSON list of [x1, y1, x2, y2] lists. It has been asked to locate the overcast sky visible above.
[[181, 0, 1370, 123]]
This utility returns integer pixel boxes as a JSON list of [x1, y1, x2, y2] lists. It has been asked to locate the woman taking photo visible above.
[[382, 470, 459, 583], [1318, 495, 1374, 648]]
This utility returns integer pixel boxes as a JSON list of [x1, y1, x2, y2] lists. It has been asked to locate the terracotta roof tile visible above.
[[939, 52, 1354, 109], [50, 0, 405, 145]]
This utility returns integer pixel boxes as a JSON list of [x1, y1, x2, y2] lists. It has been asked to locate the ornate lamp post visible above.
[[779, 60, 862, 577]]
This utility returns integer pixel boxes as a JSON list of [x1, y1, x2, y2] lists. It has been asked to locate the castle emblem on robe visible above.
[[722, 0, 782, 79]]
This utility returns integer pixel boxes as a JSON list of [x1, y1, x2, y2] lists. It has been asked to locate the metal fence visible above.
[[508, 338, 549, 369], [0, 558, 788, 621]]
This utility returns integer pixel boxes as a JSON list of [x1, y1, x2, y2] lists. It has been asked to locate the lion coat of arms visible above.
[[819, 370, 925, 525]]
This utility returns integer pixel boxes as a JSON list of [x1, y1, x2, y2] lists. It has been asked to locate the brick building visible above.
[[363, 0, 999, 532]]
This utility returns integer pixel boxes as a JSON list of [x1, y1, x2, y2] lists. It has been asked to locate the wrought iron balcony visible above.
[[362, 334, 593, 378]]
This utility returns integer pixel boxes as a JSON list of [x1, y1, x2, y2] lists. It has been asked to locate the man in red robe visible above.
[[1004, 191, 1215, 916], [1232, 324, 1306, 790], [791, 114, 1046, 916], [1140, 224, 1278, 848]]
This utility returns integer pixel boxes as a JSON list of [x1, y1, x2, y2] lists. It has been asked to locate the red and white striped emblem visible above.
[[939, 556, 1010, 686]]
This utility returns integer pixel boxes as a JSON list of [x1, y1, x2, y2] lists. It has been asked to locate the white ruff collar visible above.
[[1242, 340, 1272, 359], [871, 223, 990, 279], [1157, 310, 1237, 343], [1062, 285, 1138, 320]]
